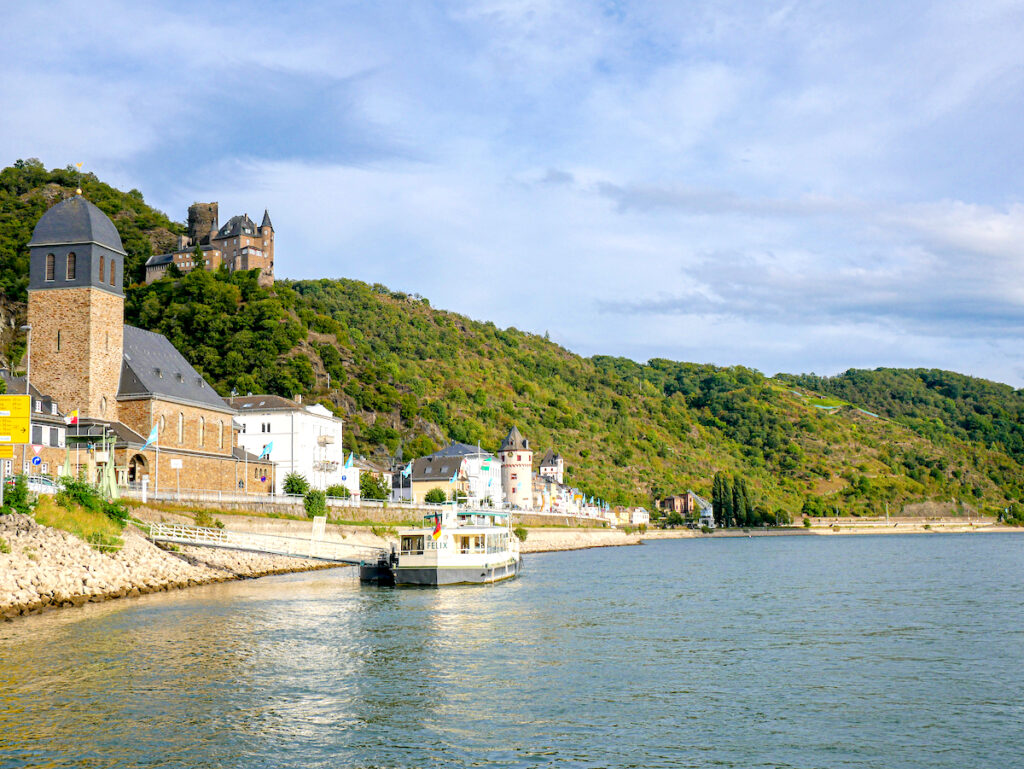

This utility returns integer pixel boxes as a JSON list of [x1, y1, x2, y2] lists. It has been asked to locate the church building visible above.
[[25, 194, 273, 492]]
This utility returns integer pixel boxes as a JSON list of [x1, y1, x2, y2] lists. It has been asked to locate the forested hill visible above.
[[780, 369, 1024, 464], [1, 160, 1022, 515]]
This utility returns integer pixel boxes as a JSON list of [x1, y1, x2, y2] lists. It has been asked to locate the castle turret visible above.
[[498, 426, 532, 508], [258, 209, 275, 286], [27, 195, 125, 420]]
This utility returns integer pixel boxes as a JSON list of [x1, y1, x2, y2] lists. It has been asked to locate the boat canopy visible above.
[[422, 510, 510, 521]]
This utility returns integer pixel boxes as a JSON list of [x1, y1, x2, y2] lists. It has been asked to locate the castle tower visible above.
[[188, 202, 218, 246], [498, 426, 532, 508], [26, 195, 125, 421], [258, 209, 275, 286]]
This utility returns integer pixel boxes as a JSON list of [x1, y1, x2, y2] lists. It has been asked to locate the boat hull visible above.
[[393, 556, 522, 586]]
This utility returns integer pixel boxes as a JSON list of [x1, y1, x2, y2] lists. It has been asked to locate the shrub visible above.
[[304, 489, 327, 517], [803, 517, 812, 528], [700, 525, 713, 534], [55, 477, 129, 524], [326, 484, 350, 499], [424, 488, 447, 504], [0, 536, 10, 554], [1, 474, 31, 515], [513, 525, 528, 542], [283, 472, 310, 495], [360, 473, 390, 500], [193, 509, 223, 529]]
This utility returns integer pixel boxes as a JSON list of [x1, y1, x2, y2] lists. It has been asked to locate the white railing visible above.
[[148, 521, 388, 564], [123, 486, 600, 523]]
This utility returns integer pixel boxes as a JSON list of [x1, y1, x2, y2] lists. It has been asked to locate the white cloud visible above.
[[2, 0, 1024, 385]]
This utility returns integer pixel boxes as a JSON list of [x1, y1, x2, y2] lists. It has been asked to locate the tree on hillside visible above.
[[712, 472, 731, 528]]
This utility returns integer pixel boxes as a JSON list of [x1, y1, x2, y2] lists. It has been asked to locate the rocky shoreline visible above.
[[0, 514, 337, 621]]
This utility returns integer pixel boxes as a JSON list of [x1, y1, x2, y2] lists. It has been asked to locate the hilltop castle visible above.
[[145, 201, 275, 286]]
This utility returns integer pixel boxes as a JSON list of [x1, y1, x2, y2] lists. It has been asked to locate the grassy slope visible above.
[[32, 495, 124, 550]]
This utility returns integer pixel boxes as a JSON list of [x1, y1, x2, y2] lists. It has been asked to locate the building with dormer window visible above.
[[145, 202, 274, 286]]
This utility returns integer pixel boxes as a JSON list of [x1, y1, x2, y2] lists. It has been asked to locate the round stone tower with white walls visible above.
[[498, 426, 532, 509]]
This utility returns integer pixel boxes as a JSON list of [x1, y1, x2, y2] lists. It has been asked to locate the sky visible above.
[[3, 0, 1024, 386]]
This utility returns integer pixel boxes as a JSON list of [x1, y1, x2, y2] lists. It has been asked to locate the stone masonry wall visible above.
[[117, 397, 235, 456], [27, 287, 123, 421], [115, 446, 274, 494]]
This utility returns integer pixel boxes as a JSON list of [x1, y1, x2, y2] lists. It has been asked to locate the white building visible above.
[[538, 448, 564, 485], [630, 507, 650, 526], [228, 394, 353, 496]]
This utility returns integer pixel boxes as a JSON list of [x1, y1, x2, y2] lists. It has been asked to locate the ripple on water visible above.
[[2, 536, 1024, 768]]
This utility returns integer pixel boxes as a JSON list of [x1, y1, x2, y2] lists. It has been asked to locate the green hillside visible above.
[[1, 160, 1022, 516]]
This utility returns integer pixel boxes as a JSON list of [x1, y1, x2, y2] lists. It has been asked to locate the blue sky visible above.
[[3, 0, 1024, 385]]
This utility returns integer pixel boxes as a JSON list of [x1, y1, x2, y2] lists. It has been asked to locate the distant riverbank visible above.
[[523, 516, 1019, 552]]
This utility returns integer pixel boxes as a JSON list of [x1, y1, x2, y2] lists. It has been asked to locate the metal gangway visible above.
[[148, 519, 388, 566]]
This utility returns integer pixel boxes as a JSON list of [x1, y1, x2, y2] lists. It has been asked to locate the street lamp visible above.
[[19, 325, 31, 395]]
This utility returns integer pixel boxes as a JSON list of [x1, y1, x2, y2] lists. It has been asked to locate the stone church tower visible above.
[[26, 195, 125, 421], [498, 426, 533, 508]]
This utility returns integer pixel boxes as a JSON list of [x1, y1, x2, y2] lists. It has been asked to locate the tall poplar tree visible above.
[[722, 473, 734, 528], [712, 472, 726, 527]]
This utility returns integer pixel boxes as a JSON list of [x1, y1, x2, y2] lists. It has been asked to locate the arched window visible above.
[[100, 396, 107, 415], [110, 259, 116, 285], [99, 255, 105, 283], [159, 415, 166, 433], [45, 254, 55, 281], [218, 420, 224, 449], [66, 252, 77, 280], [178, 412, 184, 444], [198, 416, 205, 447]]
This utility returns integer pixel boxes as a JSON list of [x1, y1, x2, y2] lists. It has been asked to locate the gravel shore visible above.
[[0, 514, 336, 621]]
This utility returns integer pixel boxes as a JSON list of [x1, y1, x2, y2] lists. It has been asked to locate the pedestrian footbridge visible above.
[[148, 520, 388, 566]]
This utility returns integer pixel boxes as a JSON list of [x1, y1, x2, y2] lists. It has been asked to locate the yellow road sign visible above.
[[0, 395, 31, 443], [0, 445, 13, 459]]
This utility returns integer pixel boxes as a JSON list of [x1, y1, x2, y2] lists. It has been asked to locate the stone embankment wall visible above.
[[0, 514, 338, 621], [140, 498, 605, 528]]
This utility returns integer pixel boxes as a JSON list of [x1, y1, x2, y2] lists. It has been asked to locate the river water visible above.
[[2, 534, 1023, 768]]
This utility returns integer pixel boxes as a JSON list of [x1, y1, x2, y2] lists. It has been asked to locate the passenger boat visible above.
[[359, 508, 523, 586]]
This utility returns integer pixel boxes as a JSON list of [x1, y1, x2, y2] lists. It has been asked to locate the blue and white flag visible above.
[[449, 471, 457, 484], [141, 425, 159, 450], [259, 441, 273, 459], [344, 453, 354, 469], [401, 461, 413, 478]]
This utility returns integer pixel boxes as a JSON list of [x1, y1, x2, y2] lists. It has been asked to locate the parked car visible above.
[[4, 474, 59, 495]]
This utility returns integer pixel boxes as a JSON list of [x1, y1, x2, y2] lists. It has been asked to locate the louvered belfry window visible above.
[[66, 252, 76, 280], [45, 253, 55, 281]]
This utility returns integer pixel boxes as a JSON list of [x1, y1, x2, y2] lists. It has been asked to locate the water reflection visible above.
[[2, 535, 1024, 768]]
